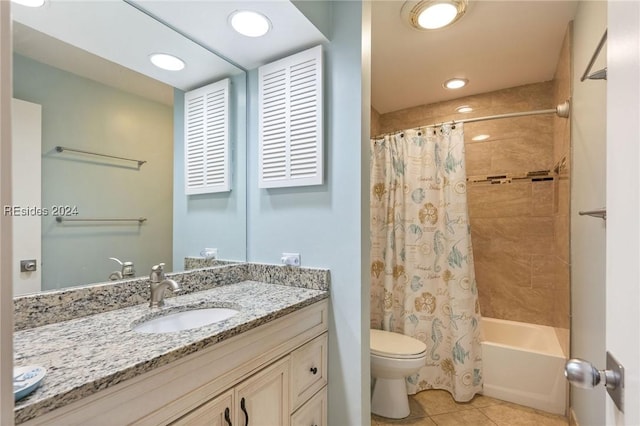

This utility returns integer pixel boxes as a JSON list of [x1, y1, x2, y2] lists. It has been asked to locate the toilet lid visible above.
[[370, 329, 427, 358]]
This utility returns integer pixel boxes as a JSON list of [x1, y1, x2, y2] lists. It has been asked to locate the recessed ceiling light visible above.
[[444, 78, 468, 89], [472, 134, 490, 141], [229, 10, 271, 37], [404, 0, 468, 31], [456, 105, 473, 113], [11, 0, 45, 7], [149, 53, 185, 71]]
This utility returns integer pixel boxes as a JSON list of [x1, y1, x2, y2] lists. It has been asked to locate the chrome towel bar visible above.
[[55, 217, 147, 224], [55, 146, 146, 167]]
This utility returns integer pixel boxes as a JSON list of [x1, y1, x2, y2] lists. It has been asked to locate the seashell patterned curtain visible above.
[[370, 123, 483, 401]]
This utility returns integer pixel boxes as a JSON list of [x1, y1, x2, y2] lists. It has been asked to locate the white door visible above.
[[11, 98, 42, 296], [605, 1, 640, 424]]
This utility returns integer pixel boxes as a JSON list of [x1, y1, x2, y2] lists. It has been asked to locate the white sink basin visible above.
[[133, 307, 239, 334]]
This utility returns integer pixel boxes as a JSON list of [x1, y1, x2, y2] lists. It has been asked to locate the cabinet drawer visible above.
[[290, 333, 327, 410], [291, 387, 327, 426]]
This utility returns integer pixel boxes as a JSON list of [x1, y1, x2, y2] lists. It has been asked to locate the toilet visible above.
[[370, 329, 427, 419]]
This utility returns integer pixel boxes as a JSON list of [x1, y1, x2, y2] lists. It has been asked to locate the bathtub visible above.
[[480, 317, 568, 415]]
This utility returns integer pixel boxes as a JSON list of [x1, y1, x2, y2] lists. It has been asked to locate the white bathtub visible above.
[[480, 317, 568, 415]]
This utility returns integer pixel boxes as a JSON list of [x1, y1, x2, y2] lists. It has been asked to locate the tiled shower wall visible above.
[[371, 26, 571, 329]]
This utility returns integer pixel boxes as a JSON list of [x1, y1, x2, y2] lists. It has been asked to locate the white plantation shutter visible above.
[[184, 79, 230, 194], [259, 45, 323, 188]]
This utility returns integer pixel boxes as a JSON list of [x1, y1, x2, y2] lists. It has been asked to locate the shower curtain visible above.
[[370, 123, 482, 401]]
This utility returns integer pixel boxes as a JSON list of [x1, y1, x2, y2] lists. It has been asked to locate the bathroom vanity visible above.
[[13, 264, 329, 425]]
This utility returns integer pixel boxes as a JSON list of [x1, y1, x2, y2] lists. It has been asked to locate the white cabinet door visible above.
[[235, 357, 290, 426]]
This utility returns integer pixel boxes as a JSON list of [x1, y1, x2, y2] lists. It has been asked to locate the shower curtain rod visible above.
[[373, 100, 571, 139]]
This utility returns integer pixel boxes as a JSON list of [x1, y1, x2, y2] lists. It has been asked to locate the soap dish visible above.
[[14, 365, 46, 402]]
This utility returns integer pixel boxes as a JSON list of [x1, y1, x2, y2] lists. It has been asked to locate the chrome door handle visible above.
[[564, 351, 624, 412], [565, 358, 619, 388]]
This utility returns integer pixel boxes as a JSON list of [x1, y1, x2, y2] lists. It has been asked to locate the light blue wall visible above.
[[13, 54, 173, 289], [247, 2, 370, 424], [173, 73, 247, 268], [291, 1, 333, 40]]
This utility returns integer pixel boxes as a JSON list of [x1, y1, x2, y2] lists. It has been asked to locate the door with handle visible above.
[[234, 357, 290, 426], [604, 1, 640, 424], [566, 2, 640, 424]]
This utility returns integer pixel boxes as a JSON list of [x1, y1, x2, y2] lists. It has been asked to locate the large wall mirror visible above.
[[11, 0, 247, 294]]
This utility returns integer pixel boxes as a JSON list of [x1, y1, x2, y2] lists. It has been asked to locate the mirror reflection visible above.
[[10, 1, 247, 294]]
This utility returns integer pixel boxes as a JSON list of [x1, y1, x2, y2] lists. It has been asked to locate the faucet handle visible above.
[[150, 263, 165, 282], [122, 261, 135, 277]]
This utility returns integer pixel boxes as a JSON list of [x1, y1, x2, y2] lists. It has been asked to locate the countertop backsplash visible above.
[[14, 262, 330, 331]]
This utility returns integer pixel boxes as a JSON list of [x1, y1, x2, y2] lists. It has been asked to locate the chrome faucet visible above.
[[149, 263, 181, 308]]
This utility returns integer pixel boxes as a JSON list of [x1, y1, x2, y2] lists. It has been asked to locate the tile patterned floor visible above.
[[371, 390, 569, 426]]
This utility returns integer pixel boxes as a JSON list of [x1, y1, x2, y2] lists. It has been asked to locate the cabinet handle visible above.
[[224, 407, 232, 426], [240, 397, 249, 426], [310, 367, 318, 375]]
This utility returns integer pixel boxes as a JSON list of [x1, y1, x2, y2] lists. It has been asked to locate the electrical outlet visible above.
[[281, 252, 300, 267], [200, 248, 218, 259]]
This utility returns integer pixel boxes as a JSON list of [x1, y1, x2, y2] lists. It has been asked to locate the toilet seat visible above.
[[370, 329, 427, 359]]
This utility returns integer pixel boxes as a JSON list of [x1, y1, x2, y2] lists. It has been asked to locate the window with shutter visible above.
[[184, 79, 230, 194], [259, 45, 323, 188]]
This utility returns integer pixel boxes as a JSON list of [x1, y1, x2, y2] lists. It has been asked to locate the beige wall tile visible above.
[[371, 106, 381, 137], [464, 143, 492, 176], [553, 285, 571, 329], [556, 177, 570, 216], [531, 254, 557, 289], [555, 258, 570, 291], [490, 136, 554, 175], [467, 181, 532, 218], [377, 82, 555, 136], [532, 180, 555, 216], [471, 217, 555, 255], [491, 81, 554, 111], [475, 254, 531, 290], [555, 214, 570, 263], [477, 286, 495, 319], [554, 23, 572, 166], [486, 285, 555, 326]]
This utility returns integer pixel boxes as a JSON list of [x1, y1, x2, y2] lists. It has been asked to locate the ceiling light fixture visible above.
[[149, 53, 185, 71], [444, 78, 468, 89], [11, 0, 46, 7], [229, 10, 271, 37], [455, 105, 473, 113], [403, 0, 468, 31], [472, 134, 490, 141]]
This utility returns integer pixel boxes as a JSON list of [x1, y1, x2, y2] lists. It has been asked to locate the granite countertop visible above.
[[14, 280, 328, 424]]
